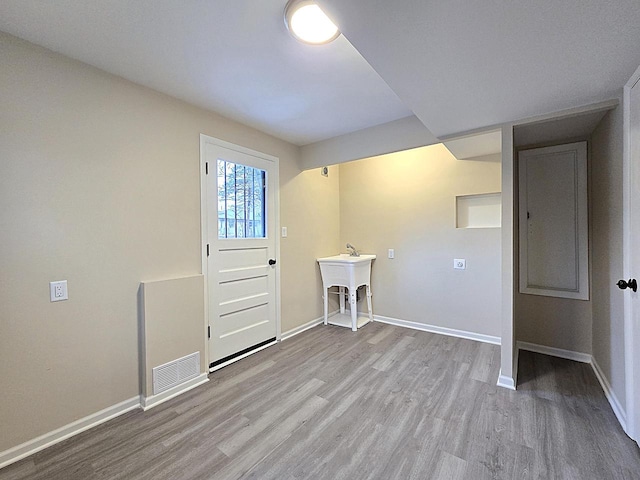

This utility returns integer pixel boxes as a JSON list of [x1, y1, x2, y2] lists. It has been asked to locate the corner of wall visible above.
[[590, 104, 626, 412], [500, 124, 516, 384]]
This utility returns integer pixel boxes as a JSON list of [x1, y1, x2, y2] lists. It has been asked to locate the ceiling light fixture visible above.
[[284, 0, 340, 45]]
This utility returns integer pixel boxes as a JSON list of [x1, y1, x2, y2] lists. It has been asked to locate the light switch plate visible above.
[[50, 280, 68, 302], [281, 226, 288, 238], [454, 259, 466, 270], [388, 249, 395, 259]]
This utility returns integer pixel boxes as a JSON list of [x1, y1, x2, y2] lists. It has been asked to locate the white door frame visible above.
[[623, 65, 640, 443], [199, 134, 281, 369]]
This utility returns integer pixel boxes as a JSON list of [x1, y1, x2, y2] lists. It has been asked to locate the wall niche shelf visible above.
[[456, 192, 501, 229]]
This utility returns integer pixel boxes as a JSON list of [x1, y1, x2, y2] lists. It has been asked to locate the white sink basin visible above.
[[316, 253, 377, 264], [317, 254, 375, 332]]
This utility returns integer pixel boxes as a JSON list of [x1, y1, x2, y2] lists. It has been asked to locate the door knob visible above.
[[268, 259, 277, 266], [617, 278, 637, 292]]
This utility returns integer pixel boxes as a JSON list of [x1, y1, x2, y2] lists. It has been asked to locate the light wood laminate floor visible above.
[[2, 322, 639, 479]]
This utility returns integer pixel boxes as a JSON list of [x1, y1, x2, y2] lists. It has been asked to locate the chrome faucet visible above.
[[346, 243, 360, 257]]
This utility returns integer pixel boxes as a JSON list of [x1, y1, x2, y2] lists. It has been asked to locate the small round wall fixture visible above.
[[284, 0, 340, 45]]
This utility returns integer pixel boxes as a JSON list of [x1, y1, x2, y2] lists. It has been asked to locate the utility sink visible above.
[[317, 254, 376, 331], [316, 254, 377, 264]]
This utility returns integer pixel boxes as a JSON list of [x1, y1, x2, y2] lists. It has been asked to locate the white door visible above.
[[624, 66, 640, 444], [202, 136, 279, 370]]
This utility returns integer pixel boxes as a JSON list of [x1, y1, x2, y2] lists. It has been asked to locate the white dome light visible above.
[[285, 1, 340, 45]]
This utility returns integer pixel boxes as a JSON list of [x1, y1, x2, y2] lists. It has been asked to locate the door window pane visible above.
[[217, 159, 266, 239]]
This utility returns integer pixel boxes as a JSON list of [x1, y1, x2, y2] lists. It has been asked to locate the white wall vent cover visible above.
[[152, 352, 200, 395]]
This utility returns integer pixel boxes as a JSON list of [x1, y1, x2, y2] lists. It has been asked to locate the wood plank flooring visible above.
[[2, 322, 639, 479]]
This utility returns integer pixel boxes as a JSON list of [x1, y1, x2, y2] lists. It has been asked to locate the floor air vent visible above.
[[153, 352, 200, 395]]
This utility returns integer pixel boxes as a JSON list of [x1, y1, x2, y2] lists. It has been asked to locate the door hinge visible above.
[[205, 162, 209, 175], [207, 244, 210, 256], [207, 325, 211, 339]]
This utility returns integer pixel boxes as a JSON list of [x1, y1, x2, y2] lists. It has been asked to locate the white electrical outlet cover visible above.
[[50, 280, 68, 302], [453, 259, 466, 270]]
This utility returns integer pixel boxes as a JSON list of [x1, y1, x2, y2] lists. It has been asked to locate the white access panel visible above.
[[518, 141, 589, 300]]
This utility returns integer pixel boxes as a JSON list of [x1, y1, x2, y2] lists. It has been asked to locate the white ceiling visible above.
[[319, 0, 640, 138], [514, 109, 609, 148], [1, 1, 639, 150], [0, 0, 412, 146], [444, 131, 502, 160]]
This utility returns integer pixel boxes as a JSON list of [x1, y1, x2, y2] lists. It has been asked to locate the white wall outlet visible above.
[[388, 249, 395, 259], [281, 226, 288, 238], [50, 280, 68, 302], [454, 259, 466, 270]]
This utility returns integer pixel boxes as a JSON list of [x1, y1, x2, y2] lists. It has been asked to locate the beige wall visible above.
[[515, 294, 593, 353], [280, 164, 341, 331], [0, 33, 335, 452], [591, 106, 626, 408], [338, 144, 502, 337]]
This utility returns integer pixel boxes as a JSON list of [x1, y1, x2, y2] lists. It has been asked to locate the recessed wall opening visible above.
[[456, 192, 501, 229]]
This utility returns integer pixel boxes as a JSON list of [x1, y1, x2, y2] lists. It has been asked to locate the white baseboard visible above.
[[513, 346, 520, 389], [517, 341, 592, 363], [280, 310, 339, 341], [497, 369, 517, 390], [590, 358, 627, 433], [141, 373, 209, 411], [373, 314, 501, 345], [0, 396, 140, 470]]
